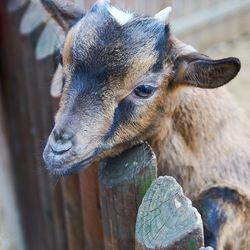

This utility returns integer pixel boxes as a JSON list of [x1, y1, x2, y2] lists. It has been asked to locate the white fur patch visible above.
[[155, 6, 172, 24], [98, 0, 110, 3], [108, 6, 133, 25]]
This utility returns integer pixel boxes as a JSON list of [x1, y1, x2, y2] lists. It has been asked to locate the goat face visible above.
[[42, 0, 240, 175]]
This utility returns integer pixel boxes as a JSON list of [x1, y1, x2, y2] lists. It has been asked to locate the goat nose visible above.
[[53, 129, 73, 143], [50, 129, 73, 154]]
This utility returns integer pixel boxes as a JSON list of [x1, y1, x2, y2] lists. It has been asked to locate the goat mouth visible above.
[[45, 150, 100, 176]]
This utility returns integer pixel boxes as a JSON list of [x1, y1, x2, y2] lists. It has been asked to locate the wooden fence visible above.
[[99, 143, 205, 250], [1, 0, 250, 250]]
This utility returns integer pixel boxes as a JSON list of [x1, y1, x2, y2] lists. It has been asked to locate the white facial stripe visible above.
[[155, 6, 172, 24], [107, 6, 134, 25]]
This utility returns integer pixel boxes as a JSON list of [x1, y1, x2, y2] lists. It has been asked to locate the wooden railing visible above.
[[54, 142, 209, 250], [46, 142, 209, 250], [50, 143, 207, 250]]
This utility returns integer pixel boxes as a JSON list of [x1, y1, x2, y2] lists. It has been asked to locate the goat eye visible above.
[[133, 85, 156, 98]]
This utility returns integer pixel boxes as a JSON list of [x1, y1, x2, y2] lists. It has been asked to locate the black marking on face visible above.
[[73, 63, 107, 90], [70, 18, 129, 80], [72, 15, 167, 67], [152, 25, 170, 72], [121, 18, 166, 53], [104, 98, 135, 142]]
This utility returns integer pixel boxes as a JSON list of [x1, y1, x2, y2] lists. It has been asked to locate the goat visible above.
[[42, 0, 250, 249]]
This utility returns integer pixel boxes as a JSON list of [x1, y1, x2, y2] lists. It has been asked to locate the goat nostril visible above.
[[51, 128, 74, 154], [53, 129, 73, 143]]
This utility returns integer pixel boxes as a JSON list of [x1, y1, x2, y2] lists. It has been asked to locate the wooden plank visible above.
[[62, 175, 85, 250], [99, 143, 157, 250], [79, 163, 104, 250], [135, 176, 204, 250], [0, 2, 66, 249], [49, 177, 68, 250]]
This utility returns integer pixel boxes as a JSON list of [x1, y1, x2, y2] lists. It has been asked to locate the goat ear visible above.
[[41, 0, 84, 31], [173, 53, 241, 89], [50, 64, 64, 98]]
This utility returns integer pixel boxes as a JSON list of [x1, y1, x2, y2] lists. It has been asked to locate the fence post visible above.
[[79, 163, 104, 250], [99, 143, 157, 250], [135, 176, 204, 250], [61, 176, 85, 250]]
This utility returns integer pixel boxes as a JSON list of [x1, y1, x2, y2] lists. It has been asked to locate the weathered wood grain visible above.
[[61, 175, 85, 250], [79, 163, 104, 250], [99, 143, 157, 250], [135, 176, 204, 250]]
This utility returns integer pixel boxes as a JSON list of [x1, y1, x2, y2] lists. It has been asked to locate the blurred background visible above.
[[0, 0, 250, 249]]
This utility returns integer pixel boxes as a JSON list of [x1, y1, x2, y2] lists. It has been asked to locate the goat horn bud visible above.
[[155, 6, 172, 24], [97, 0, 111, 5]]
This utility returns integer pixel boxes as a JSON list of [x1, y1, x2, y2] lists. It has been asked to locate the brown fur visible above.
[[63, 28, 73, 66], [148, 86, 250, 249], [149, 87, 250, 199]]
